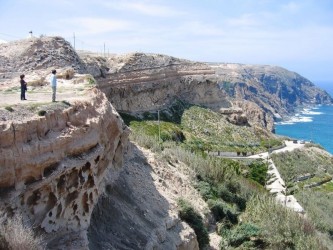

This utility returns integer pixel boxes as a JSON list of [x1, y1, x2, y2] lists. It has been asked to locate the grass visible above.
[[181, 106, 283, 153], [271, 147, 333, 182], [271, 146, 333, 244], [239, 195, 328, 250], [128, 107, 332, 249]]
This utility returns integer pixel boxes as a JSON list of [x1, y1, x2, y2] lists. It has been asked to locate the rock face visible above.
[[212, 63, 333, 118], [1, 37, 332, 131], [0, 36, 85, 81], [88, 144, 203, 250], [98, 52, 225, 112], [94, 53, 332, 131], [0, 89, 129, 248], [1, 36, 332, 249]]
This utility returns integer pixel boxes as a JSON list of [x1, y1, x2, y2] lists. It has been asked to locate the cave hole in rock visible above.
[[57, 175, 66, 193], [73, 203, 78, 214], [67, 169, 79, 188], [56, 203, 62, 218], [82, 161, 91, 173], [49, 211, 52, 217], [78, 170, 85, 185], [24, 176, 38, 186], [86, 174, 94, 188], [43, 162, 59, 178], [27, 190, 41, 207], [89, 192, 93, 203], [45, 192, 57, 215], [65, 191, 79, 207], [74, 215, 81, 226], [82, 193, 89, 214], [94, 155, 100, 164]]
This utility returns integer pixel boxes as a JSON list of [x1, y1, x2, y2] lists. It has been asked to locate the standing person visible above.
[[20, 74, 27, 100], [50, 69, 57, 102]]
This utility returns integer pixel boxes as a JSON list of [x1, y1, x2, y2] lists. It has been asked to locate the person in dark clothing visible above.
[[20, 74, 27, 100]]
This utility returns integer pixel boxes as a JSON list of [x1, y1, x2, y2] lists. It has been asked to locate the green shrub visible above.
[[177, 199, 209, 249], [241, 195, 327, 249], [225, 223, 261, 247], [37, 110, 47, 116], [248, 160, 268, 185], [217, 185, 234, 203], [194, 181, 217, 200], [4, 106, 14, 112], [225, 180, 241, 194], [207, 199, 226, 221]]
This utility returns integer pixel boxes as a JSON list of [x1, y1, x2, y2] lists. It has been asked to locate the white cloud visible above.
[[282, 1, 301, 13], [225, 13, 262, 28], [177, 21, 225, 36], [101, 0, 186, 17], [0, 39, 7, 44], [52, 17, 133, 36]]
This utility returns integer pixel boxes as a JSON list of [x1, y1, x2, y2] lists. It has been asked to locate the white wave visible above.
[[301, 110, 323, 115], [276, 116, 313, 125]]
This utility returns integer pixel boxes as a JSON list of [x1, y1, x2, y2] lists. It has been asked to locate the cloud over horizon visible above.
[[0, 0, 332, 81]]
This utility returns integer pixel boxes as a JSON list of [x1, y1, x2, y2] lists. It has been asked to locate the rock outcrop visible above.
[[0, 89, 129, 248], [94, 53, 332, 131], [1, 36, 332, 249], [88, 144, 205, 250], [1, 37, 332, 132]]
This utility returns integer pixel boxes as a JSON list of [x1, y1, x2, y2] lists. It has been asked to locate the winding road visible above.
[[249, 140, 305, 213]]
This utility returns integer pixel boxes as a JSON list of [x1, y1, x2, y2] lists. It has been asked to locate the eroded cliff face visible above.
[[0, 89, 129, 248], [98, 52, 229, 113], [95, 53, 332, 131], [88, 144, 204, 250], [213, 63, 333, 117]]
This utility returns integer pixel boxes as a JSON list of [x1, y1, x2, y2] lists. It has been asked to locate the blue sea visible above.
[[275, 81, 333, 154]]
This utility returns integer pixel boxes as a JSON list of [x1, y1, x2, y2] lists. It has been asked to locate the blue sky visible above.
[[0, 0, 332, 82]]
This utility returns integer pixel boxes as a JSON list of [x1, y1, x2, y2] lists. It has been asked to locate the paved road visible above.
[[253, 140, 305, 213]]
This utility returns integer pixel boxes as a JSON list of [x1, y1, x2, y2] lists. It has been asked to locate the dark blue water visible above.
[[275, 82, 333, 154]]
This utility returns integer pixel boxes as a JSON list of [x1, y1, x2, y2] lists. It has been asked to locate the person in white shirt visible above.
[[50, 69, 57, 102]]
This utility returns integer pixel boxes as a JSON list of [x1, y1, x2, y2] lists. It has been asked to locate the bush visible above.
[[225, 223, 260, 247], [4, 106, 14, 112], [217, 185, 234, 203], [248, 160, 268, 185], [207, 199, 226, 221], [37, 110, 47, 116], [177, 199, 209, 249], [194, 181, 217, 200], [241, 195, 327, 249]]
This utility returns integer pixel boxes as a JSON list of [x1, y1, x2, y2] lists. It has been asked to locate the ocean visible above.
[[275, 81, 333, 154]]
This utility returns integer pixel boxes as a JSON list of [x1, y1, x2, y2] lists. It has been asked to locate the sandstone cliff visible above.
[[1, 36, 332, 132], [93, 53, 332, 132], [1, 36, 332, 249], [0, 89, 129, 248]]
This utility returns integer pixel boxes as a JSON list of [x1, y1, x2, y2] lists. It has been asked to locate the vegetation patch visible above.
[[129, 106, 332, 248], [4, 106, 14, 112], [177, 199, 209, 249]]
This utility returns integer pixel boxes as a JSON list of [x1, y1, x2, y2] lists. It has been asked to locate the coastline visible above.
[[275, 104, 333, 154]]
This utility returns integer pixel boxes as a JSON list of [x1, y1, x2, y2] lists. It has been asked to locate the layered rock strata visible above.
[[0, 89, 129, 248]]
